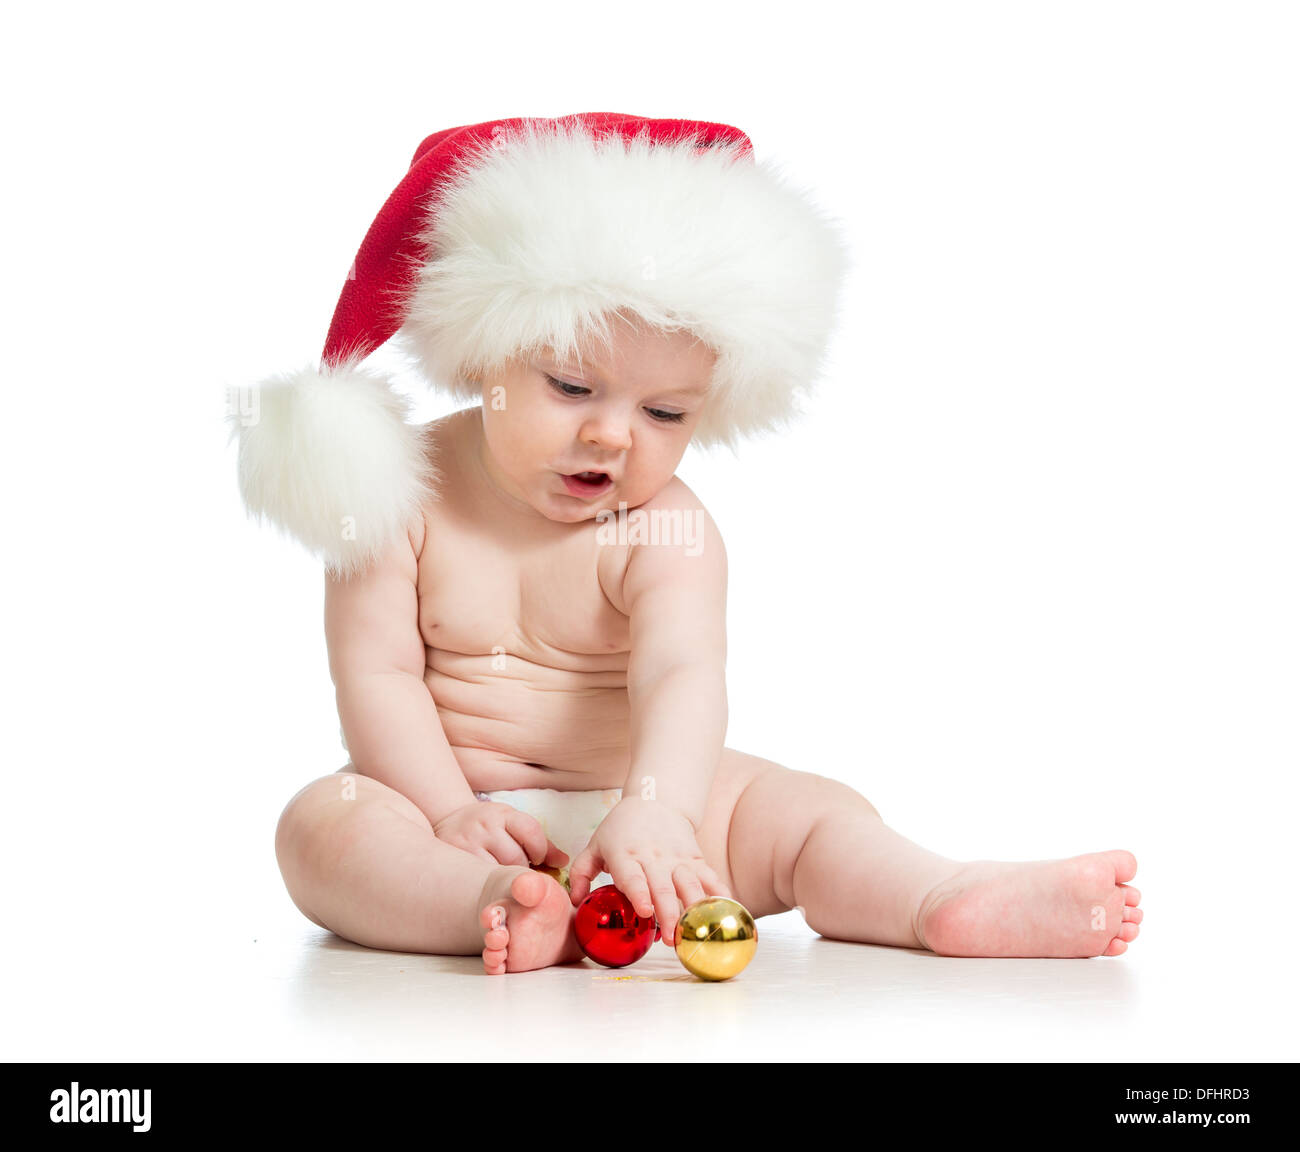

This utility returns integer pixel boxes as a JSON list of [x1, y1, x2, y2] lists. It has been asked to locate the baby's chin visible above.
[[543, 497, 635, 524], [540, 480, 667, 523]]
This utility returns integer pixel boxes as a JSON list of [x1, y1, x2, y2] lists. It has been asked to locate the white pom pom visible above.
[[227, 359, 438, 578]]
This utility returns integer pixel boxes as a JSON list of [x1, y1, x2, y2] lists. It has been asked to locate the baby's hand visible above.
[[568, 797, 732, 937], [433, 801, 569, 869]]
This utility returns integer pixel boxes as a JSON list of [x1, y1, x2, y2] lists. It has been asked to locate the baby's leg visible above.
[[700, 751, 1142, 957], [275, 768, 582, 971]]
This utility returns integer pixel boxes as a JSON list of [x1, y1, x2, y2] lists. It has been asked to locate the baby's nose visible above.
[[581, 416, 632, 451]]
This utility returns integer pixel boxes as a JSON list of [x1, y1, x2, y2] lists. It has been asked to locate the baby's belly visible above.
[[424, 649, 631, 791]]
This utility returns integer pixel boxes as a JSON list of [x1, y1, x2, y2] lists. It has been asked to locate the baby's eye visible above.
[[545, 374, 590, 398], [645, 407, 687, 424], [546, 374, 685, 424]]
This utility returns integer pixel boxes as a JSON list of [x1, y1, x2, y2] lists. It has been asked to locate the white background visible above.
[[3, 1, 1296, 1063]]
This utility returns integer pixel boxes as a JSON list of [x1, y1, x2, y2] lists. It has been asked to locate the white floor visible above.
[[12, 865, 1292, 1062]]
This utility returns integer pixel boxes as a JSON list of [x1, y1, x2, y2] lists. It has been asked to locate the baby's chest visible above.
[[415, 525, 631, 658]]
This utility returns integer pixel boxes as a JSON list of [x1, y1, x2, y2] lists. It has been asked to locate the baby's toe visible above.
[[480, 904, 506, 933], [1124, 905, 1143, 924], [1103, 937, 1128, 957], [484, 925, 509, 950], [1122, 883, 1141, 906], [483, 946, 508, 975], [509, 869, 550, 908], [1117, 921, 1140, 943], [1107, 850, 1138, 883]]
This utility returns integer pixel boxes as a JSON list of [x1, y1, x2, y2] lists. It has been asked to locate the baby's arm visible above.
[[621, 509, 729, 827], [568, 504, 732, 924], [324, 524, 477, 827]]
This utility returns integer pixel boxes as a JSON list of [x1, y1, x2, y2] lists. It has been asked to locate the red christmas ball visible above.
[[575, 885, 657, 968]]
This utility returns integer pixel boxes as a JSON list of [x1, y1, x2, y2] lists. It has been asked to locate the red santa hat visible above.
[[228, 112, 849, 578]]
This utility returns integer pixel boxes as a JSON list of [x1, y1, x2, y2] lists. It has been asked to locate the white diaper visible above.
[[476, 786, 623, 890]]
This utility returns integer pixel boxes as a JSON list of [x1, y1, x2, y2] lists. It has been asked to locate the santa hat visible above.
[[227, 112, 849, 578]]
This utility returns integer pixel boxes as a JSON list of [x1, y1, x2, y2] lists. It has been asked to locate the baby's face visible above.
[[476, 317, 717, 522]]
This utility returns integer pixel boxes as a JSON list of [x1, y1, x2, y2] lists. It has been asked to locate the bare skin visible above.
[[275, 314, 1142, 971]]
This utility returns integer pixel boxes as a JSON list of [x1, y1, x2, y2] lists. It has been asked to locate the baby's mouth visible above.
[[562, 471, 613, 497]]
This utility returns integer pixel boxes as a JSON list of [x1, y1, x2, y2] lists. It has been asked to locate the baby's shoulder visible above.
[[637, 474, 710, 516], [621, 475, 726, 566], [407, 406, 479, 557], [636, 475, 724, 545], [420, 405, 475, 459]]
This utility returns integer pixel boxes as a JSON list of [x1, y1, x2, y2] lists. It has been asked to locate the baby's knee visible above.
[[276, 772, 410, 931], [275, 773, 382, 885], [766, 767, 882, 824]]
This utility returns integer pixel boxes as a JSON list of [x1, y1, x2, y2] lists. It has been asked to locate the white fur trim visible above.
[[392, 119, 850, 450], [227, 359, 438, 578]]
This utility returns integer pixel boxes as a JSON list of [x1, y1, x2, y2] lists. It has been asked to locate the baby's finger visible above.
[[609, 861, 654, 922], [642, 862, 682, 933], [501, 811, 554, 866], [672, 864, 707, 913], [567, 844, 604, 906], [540, 840, 570, 868], [484, 828, 529, 867], [455, 839, 498, 866], [694, 861, 734, 901]]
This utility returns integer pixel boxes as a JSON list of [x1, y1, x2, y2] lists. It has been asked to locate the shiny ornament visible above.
[[575, 885, 657, 968], [674, 898, 758, 981]]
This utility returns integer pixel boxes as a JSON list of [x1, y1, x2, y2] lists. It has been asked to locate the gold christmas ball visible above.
[[674, 897, 758, 981]]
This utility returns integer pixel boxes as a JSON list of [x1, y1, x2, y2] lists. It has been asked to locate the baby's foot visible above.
[[913, 849, 1143, 958], [479, 867, 585, 975]]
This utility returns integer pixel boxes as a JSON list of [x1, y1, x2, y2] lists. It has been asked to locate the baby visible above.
[[233, 114, 1141, 973]]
